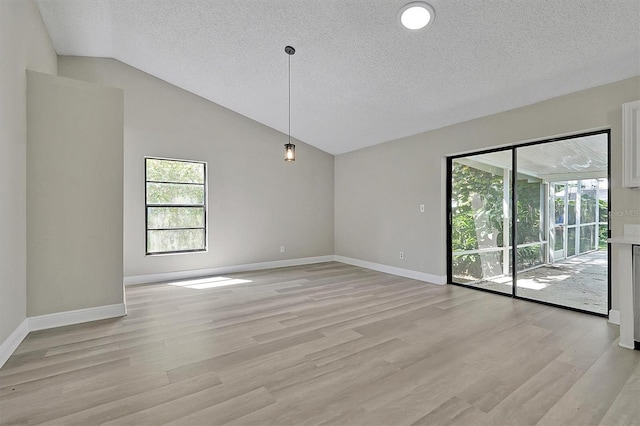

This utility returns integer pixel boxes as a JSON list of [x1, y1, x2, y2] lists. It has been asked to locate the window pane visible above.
[[147, 207, 204, 229], [147, 229, 205, 253], [516, 179, 542, 244], [580, 195, 597, 223], [567, 227, 576, 257], [580, 179, 597, 224], [451, 159, 508, 252], [567, 182, 577, 225], [579, 225, 596, 253], [146, 159, 205, 183], [598, 179, 608, 224], [553, 184, 565, 225], [567, 205, 576, 226], [510, 134, 608, 314], [554, 228, 564, 251], [146, 182, 204, 205], [450, 152, 512, 295], [599, 224, 608, 249]]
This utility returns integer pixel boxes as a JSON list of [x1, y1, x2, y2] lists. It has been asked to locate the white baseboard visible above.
[[124, 255, 336, 286], [334, 255, 447, 285], [124, 255, 448, 287], [0, 304, 126, 369], [608, 309, 620, 325], [28, 303, 127, 332], [0, 319, 29, 369]]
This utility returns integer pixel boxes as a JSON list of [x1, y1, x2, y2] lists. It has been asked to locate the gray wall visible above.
[[0, 1, 56, 343], [58, 57, 335, 279], [27, 71, 124, 316], [335, 77, 640, 310]]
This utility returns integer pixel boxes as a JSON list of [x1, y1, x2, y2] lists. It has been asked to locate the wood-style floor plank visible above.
[[1, 262, 638, 425]]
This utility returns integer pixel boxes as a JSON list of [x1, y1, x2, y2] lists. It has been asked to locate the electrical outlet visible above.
[[420, 204, 425, 213], [280, 245, 285, 253], [399, 251, 404, 260]]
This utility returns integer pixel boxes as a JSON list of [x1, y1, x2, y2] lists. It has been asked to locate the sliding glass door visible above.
[[447, 131, 609, 315], [450, 150, 512, 294]]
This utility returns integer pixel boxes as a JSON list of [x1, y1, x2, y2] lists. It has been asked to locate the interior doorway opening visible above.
[[447, 131, 610, 315]]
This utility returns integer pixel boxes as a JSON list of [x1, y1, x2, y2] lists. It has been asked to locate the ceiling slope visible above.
[[36, 0, 640, 154]]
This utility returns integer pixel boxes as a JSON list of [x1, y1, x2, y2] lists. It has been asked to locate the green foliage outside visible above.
[[147, 182, 205, 205], [147, 207, 205, 229], [147, 229, 205, 253], [598, 199, 609, 249], [451, 163, 543, 279], [451, 164, 504, 250], [145, 158, 206, 253], [515, 180, 544, 271], [146, 158, 205, 183], [580, 193, 597, 223], [452, 162, 609, 281]]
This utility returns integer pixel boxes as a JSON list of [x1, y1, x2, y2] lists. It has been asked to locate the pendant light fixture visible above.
[[284, 45, 296, 162]]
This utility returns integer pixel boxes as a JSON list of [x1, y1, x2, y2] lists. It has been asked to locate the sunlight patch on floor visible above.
[[489, 273, 573, 290], [514, 279, 548, 290], [167, 276, 253, 289]]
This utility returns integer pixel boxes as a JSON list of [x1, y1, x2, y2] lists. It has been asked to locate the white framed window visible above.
[[145, 157, 207, 255]]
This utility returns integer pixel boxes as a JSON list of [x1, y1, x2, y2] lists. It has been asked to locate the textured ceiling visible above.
[[36, 0, 640, 155]]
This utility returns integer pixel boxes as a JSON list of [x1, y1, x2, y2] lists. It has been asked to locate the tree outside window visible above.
[[145, 158, 206, 255]]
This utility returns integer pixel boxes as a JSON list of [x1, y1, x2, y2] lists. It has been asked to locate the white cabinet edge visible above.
[[622, 100, 640, 188]]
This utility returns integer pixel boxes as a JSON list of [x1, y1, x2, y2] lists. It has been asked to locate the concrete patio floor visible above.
[[469, 250, 608, 314]]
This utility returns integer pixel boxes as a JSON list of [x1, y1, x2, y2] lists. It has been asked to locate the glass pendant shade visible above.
[[284, 143, 295, 161]]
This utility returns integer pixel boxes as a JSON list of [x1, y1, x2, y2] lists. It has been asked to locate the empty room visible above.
[[1, 0, 640, 425]]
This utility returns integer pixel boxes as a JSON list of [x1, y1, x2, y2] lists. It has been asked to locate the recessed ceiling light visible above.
[[399, 2, 435, 31]]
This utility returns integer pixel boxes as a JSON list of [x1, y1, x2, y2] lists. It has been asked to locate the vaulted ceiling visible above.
[[36, 0, 640, 154]]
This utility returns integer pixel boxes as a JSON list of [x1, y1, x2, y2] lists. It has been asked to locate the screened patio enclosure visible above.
[[448, 132, 609, 315]]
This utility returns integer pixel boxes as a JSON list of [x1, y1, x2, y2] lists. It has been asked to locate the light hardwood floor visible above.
[[1, 262, 638, 425]]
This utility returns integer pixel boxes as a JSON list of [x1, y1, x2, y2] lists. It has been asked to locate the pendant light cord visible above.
[[288, 52, 291, 145]]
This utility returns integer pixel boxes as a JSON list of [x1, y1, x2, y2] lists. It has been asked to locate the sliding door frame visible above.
[[446, 144, 514, 298], [446, 129, 611, 317]]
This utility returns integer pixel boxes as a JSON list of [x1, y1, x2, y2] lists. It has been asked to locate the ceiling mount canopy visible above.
[[284, 45, 296, 162]]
